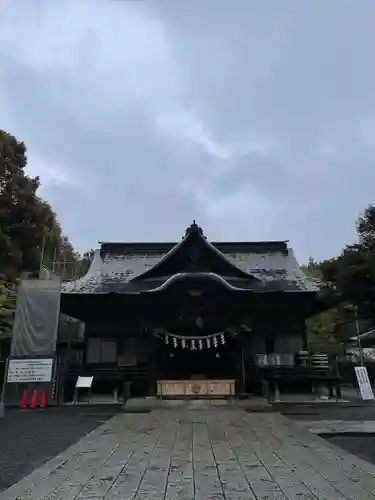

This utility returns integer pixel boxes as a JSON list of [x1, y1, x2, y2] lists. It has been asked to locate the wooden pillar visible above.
[[266, 335, 274, 354], [273, 381, 280, 402], [301, 318, 308, 351], [240, 337, 246, 393], [149, 335, 157, 396], [328, 381, 334, 399]]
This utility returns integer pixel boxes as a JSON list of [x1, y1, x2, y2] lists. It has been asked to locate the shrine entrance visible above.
[[141, 275, 249, 398], [155, 336, 239, 381]]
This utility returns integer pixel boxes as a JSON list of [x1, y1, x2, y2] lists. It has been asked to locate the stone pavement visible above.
[[124, 397, 271, 411], [4, 409, 375, 500]]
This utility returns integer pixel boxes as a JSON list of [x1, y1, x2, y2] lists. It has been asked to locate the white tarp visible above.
[[11, 278, 61, 357]]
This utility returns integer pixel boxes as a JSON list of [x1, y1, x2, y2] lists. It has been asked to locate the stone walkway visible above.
[[4, 409, 375, 500]]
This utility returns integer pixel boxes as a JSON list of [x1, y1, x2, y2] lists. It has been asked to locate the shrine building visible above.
[[58, 222, 335, 401]]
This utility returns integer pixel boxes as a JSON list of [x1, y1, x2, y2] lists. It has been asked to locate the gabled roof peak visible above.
[[184, 220, 206, 239]]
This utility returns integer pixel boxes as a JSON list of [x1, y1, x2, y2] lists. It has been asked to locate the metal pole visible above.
[[0, 357, 9, 419], [60, 319, 73, 404], [39, 234, 46, 278], [355, 309, 364, 366], [52, 247, 58, 274]]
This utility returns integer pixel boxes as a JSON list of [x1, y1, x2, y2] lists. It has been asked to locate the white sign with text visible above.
[[7, 358, 53, 383], [354, 366, 374, 400], [76, 376, 94, 388]]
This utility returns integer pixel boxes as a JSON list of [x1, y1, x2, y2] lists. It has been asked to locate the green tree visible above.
[[357, 204, 375, 249], [306, 309, 341, 353], [303, 205, 375, 350], [301, 258, 340, 352], [0, 130, 61, 278], [50, 235, 82, 280], [0, 130, 81, 353], [318, 206, 375, 318], [79, 249, 94, 276], [301, 257, 323, 280], [0, 278, 16, 339]]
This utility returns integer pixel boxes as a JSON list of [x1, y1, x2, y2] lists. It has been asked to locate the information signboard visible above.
[[354, 366, 374, 400], [7, 358, 53, 383], [76, 376, 94, 388]]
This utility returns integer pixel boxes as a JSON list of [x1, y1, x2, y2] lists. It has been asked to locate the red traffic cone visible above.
[[21, 389, 28, 409], [30, 389, 38, 409], [40, 390, 47, 408]]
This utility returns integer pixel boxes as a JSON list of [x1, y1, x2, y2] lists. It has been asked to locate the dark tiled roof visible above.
[[61, 242, 318, 294]]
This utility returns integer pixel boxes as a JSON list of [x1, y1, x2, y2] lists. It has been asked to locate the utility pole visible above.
[[38, 234, 46, 279]]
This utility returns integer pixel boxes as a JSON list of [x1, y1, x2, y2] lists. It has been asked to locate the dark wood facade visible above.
[[58, 222, 334, 401]]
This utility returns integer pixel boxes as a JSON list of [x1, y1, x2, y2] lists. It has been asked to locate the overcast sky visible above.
[[1, 0, 375, 263]]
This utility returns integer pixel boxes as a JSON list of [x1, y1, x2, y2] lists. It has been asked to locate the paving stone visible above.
[[4, 408, 375, 499]]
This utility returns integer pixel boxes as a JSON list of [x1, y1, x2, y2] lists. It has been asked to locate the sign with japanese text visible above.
[[76, 376, 94, 388], [354, 366, 374, 400], [7, 358, 53, 383]]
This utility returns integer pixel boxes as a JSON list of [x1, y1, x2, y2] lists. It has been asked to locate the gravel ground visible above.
[[277, 402, 375, 466], [325, 435, 375, 466], [278, 402, 375, 421], [0, 405, 120, 492]]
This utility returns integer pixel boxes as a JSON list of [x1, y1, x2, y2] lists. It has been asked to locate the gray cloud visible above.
[[1, 0, 375, 262]]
